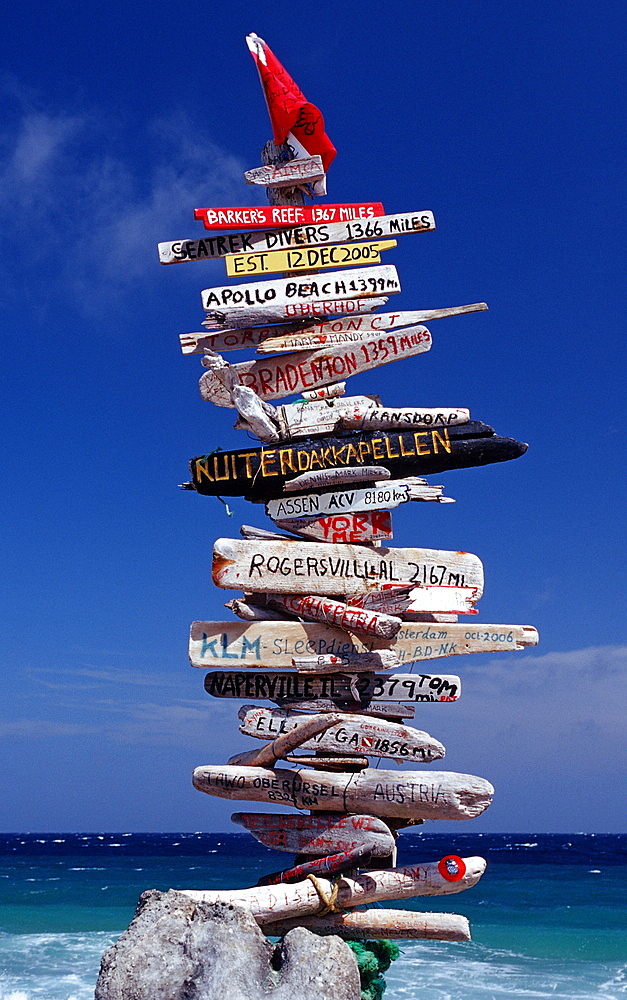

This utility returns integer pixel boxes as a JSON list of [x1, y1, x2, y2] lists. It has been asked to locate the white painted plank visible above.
[[226, 713, 343, 768], [189, 619, 539, 669], [198, 325, 430, 406], [160, 211, 434, 264], [282, 466, 390, 491], [181, 856, 487, 921], [266, 482, 411, 519], [272, 399, 468, 441], [273, 510, 393, 543], [348, 585, 480, 616], [211, 538, 483, 596], [192, 765, 493, 821], [238, 706, 445, 763], [201, 265, 400, 313], [202, 296, 390, 328], [244, 155, 325, 187], [290, 651, 400, 672]]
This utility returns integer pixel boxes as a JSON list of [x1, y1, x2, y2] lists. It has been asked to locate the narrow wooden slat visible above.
[[282, 466, 390, 491], [225, 239, 397, 277], [193, 203, 385, 230], [202, 296, 390, 328], [226, 712, 343, 767], [260, 909, 471, 941], [266, 594, 402, 638], [203, 671, 461, 704], [244, 155, 325, 188], [267, 482, 411, 519], [273, 510, 393, 544], [198, 324, 430, 406], [192, 765, 493, 820]]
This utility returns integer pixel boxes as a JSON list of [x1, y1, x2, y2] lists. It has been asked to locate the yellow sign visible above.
[[225, 239, 398, 277]]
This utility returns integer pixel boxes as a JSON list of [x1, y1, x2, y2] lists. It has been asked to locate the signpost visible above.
[[189, 620, 538, 669], [273, 509, 393, 543], [211, 538, 484, 596], [244, 155, 325, 188], [203, 671, 461, 704], [193, 203, 385, 229], [198, 325, 430, 405], [224, 239, 398, 276], [159, 211, 435, 265], [188, 423, 527, 496], [202, 295, 391, 328]]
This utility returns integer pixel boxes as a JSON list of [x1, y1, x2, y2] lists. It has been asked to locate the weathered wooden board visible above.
[[203, 671, 461, 704], [244, 155, 325, 188], [301, 383, 346, 400], [182, 856, 486, 921], [271, 399, 469, 441], [276, 700, 416, 719], [193, 204, 385, 230], [238, 707, 446, 762], [261, 909, 471, 941], [198, 325, 430, 406], [232, 812, 395, 857], [291, 651, 400, 672], [266, 483, 406, 519], [212, 538, 483, 596], [180, 303, 484, 352], [192, 766, 493, 821], [266, 594, 402, 638], [226, 713, 343, 768], [225, 239, 397, 276], [200, 265, 401, 313], [282, 465, 390, 491], [257, 844, 374, 885], [160, 211, 435, 265], [274, 510, 393, 543], [203, 295, 390, 328], [189, 423, 527, 498], [348, 585, 480, 616], [284, 754, 369, 771], [257, 303, 488, 352], [190, 620, 538, 669]]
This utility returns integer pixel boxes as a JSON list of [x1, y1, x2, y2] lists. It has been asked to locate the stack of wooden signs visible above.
[[161, 33, 539, 947]]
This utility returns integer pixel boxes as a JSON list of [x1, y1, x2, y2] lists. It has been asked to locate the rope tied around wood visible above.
[[306, 873, 348, 916]]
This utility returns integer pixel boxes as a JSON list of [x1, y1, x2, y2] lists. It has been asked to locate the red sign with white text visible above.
[[194, 203, 385, 230]]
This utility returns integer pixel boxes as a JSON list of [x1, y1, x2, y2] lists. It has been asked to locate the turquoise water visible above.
[[0, 833, 624, 999]]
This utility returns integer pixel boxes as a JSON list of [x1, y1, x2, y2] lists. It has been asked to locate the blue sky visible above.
[[1, 0, 624, 833]]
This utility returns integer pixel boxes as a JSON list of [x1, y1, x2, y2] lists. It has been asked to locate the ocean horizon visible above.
[[0, 832, 625, 999]]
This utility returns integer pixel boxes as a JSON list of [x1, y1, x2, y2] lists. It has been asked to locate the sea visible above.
[[0, 832, 624, 1000]]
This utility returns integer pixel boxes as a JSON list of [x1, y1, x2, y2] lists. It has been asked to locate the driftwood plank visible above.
[[272, 700, 416, 719], [192, 765, 493, 821], [257, 303, 488, 352], [180, 303, 485, 352], [226, 713, 343, 767], [265, 482, 410, 519], [201, 265, 401, 313], [273, 510, 393, 543], [266, 594, 402, 638], [203, 671, 461, 704], [232, 812, 395, 857], [181, 856, 486, 921], [159, 210, 435, 265], [198, 325, 430, 406], [348, 585, 480, 616], [291, 651, 400, 672], [272, 399, 469, 441], [202, 296, 390, 328], [244, 155, 325, 188], [282, 466, 390, 491], [238, 707, 446, 762], [261, 909, 471, 941], [188, 423, 527, 497], [211, 538, 483, 596], [225, 239, 397, 277], [257, 844, 374, 885], [189, 620, 538, 669], [193, 203, 385, 230]]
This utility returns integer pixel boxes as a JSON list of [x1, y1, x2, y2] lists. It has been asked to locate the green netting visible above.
[[346, 939, 400, 1000]]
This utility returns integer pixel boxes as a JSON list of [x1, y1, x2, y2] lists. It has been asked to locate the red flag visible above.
[[246, 33, 337, 177]]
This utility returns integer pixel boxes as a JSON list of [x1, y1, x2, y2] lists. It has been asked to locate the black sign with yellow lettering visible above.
[[186, 422, 527, 498]]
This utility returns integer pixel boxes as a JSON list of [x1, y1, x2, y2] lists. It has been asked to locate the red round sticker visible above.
[[438, 855, 466, 882]]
